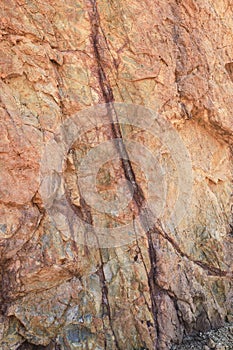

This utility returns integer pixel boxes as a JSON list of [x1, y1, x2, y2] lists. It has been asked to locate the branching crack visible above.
[[155, 222, 231, 278]]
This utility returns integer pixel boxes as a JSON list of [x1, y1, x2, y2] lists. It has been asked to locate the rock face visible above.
[[0, 0, 232, 349]]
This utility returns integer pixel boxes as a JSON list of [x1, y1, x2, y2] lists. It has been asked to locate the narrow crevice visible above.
[[96, 253, 121, 350], [87, 1, 162, 347], [67, 150, 119, 349]]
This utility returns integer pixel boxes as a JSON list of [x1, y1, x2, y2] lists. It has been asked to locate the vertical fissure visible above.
[[87, 1, 162, 348]]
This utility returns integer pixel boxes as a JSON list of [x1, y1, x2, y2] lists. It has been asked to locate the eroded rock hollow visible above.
[[0, 0, 232, 349]]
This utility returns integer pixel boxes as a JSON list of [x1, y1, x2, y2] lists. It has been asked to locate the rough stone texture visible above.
[[0, 0, 233, 349]]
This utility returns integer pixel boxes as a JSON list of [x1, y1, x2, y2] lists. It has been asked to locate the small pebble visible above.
[[203, 346, 210, 350], [208, 339, 216, 348], [215, 344, 225, 350]]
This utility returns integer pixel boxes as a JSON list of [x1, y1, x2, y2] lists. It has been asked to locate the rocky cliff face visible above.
[[0, 0, 232, 349]]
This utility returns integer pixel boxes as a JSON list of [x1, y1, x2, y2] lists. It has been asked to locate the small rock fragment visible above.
[[215, 344, 225, 350], [208, 338, 216, 349]]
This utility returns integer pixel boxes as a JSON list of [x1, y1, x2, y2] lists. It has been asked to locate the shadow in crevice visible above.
[[225, 62, 233, 82], [17, 341, 60, 350]]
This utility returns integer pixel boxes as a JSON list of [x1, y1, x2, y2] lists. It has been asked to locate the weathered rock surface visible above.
[[0, 0, 232, 349]]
